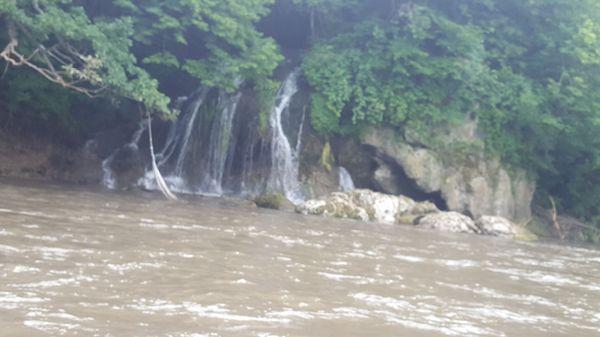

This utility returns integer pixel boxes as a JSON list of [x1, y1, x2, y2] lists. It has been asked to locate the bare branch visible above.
[[1, 21, 107, 98]]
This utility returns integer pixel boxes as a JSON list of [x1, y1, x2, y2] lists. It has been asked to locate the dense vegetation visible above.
[[1, 0, 600, 237]]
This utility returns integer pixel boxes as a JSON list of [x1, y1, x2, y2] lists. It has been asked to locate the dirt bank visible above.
[[0, 129, 101, 184]]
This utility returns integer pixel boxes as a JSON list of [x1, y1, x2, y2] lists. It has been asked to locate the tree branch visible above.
[[0, 20, 106, 98]]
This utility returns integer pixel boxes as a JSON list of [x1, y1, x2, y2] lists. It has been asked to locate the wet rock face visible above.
[[109, 145, 145, 190], [334, 138, 377, 189], [295, 189, 439, 224], [363, 128, 536, 222], [373, 161, 402, 195]]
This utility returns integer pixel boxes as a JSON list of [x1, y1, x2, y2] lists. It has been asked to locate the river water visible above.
[[0, 179, 599, 337]]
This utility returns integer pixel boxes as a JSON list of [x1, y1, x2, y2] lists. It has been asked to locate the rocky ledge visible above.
[[296, 189, 523, 238]]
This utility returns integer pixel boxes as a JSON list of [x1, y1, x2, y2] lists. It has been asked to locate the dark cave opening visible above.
[[371, 150, 448, 211]]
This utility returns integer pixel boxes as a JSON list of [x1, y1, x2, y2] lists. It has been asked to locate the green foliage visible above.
[[255, 79, 280, 133], [301, 0, 600, 233], [0, 0, 283, 115], [303, 7, 487, 138], [111, 0, 283, 92], [1, 70, 76, 133], [0, 0, 171, 115]]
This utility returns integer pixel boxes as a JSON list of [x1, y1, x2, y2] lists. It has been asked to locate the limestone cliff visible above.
[[362, 127, 535, 222]]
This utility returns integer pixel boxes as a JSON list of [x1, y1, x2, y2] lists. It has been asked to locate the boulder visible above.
[[363, 127, 536, 222], [476, 216, 518, 238], [296, 189, 438, 224], [254, 193, 295, 211], [416, 212, 482, 234], [296, 193, 370, 221]]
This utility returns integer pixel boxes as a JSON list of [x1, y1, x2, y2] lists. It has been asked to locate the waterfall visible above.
[[339, 167, 356, 192], [139, 88, 209, 193], [200, 92, 241, 195], [139, 87, 242, 196], [101, 155, 116, 190], [101, 123, 146, 190], [267, 70, 305, 204], [130, 69, 306, 201], [171, 90, 208, 178]]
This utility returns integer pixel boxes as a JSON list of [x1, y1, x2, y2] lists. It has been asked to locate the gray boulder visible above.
[[416, 212, 482, 234], [296, 189, 438, 224], [476, 216, 518, 238]]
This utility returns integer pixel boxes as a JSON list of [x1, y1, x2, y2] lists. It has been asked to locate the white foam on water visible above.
[[330, 307, 371, 319], [434, 259, 479, 268], [436, 282, 557, 307], [0, 244, 20, 253], [393, 254, 426, 263], [26, 311, 94, 322], [107, 262, 163, 272], [15, 275, 94, 289], [33, 247, 73, 261], [319, 273, 376, 284], [23, 320, 80, 333], [139, 223, 171, 230], [129, 299, 291, 324], [487, 268, 581, 286], [12, 266, 41, 274], [0, 292, 48, 306], [352, 293, 414, 311], [266, 309, 314, 320], [461, 306, 553, 325], [0, 228, 13, 236], [24, 235, 59, 242]]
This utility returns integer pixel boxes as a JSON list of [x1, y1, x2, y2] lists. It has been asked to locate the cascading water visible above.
[[140, 87, 244, 196], [339, 167, 356, 192], [200, 92, 241, 195], [267, 70, 306, 204], [134, 70, 305, 201], [102, 123, 146, 190]]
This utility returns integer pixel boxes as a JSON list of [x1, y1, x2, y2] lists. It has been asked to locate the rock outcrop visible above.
[[296, 189, 439, 224], [363, 127, 536, 222], [297, 189, 526, 238], [372, 160, 402, 195]]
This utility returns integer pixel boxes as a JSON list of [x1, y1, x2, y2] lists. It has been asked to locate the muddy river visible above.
[[0, 180, 599, 336]]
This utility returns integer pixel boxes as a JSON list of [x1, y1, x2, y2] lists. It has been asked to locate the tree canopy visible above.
[[300, 0, 600, 227], [0, 0, 282, 116]]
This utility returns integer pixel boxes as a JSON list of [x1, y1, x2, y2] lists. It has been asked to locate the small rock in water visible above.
[[416, 212, 482, 234], [476, 215, 518, 238], [255, 193, 295, 211]]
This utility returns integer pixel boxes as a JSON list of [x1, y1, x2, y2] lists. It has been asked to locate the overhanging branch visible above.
[[0, 20, 106, 98]]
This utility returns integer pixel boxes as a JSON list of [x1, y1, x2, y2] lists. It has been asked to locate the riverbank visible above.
[[0, 129, 101, 184], [0, 127, 597, 245]]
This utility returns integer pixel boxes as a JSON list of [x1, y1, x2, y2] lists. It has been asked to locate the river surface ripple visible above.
[[0, 180, 599, 337]]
